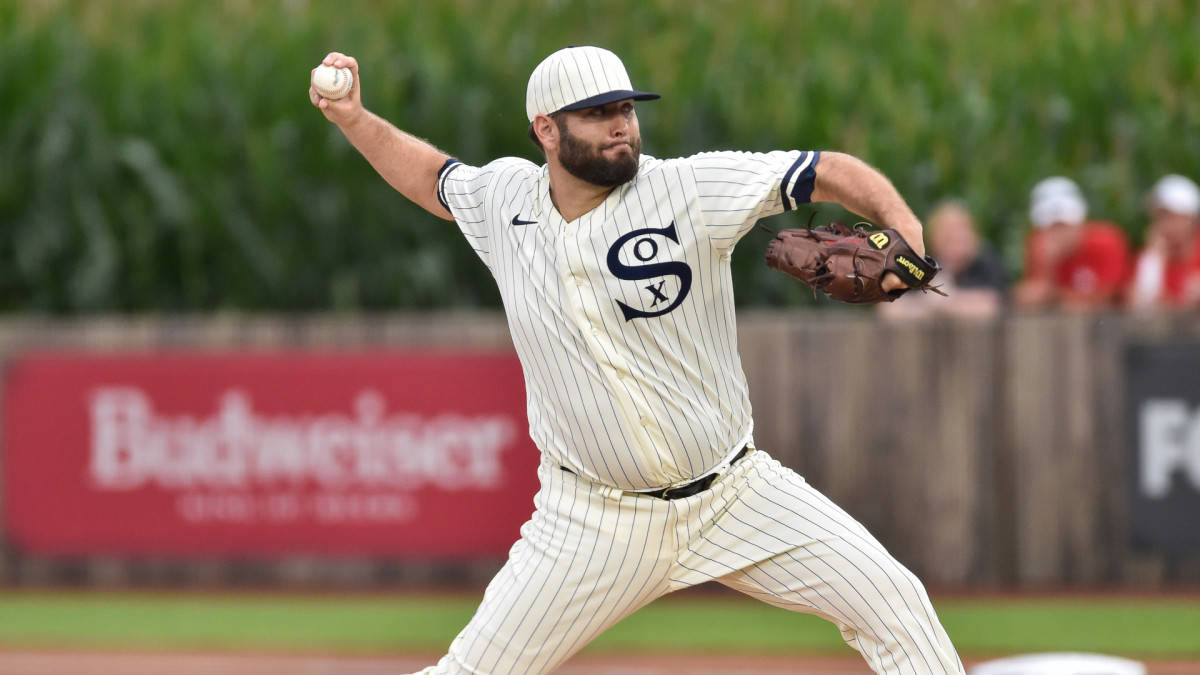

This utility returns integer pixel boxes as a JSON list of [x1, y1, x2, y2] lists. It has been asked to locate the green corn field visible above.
[[2, 0, 1197, 313]]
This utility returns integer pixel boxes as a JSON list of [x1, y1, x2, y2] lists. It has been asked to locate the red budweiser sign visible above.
[[2, 351, 539, 556]]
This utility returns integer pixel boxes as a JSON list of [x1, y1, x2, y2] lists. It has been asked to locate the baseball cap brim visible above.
[[557, 89, 660, 113]]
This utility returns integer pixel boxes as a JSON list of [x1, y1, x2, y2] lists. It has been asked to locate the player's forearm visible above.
[[338, 110, 453, 220], [811, 152, 925, 257]]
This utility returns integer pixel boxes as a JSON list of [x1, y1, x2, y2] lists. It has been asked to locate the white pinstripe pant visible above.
[[414, 449, 964, 675]]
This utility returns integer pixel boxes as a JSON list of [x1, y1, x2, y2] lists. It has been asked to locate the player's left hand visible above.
[[765, 221, 945, 304], [881, 272, 906, 293]]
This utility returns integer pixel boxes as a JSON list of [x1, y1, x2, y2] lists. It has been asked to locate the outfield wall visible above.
[[1, 312, 1198, 588]]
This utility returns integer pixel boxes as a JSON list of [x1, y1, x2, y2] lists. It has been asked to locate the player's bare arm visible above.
[[810, 151, 925, 257], [808, 152, 927, 292], [309, 52, 454, 221]]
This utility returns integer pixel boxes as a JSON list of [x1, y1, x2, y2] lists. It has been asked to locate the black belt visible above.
[[561, 445, 750, 501]]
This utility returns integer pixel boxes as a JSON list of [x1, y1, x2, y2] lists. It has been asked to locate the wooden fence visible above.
[[1, 311, 1198, 588]]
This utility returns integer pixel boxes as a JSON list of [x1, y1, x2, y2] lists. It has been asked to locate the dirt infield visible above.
[[0, 651, 1197, 675]]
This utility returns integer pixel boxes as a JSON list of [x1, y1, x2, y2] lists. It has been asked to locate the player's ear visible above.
[[533, 114, 559, 153]]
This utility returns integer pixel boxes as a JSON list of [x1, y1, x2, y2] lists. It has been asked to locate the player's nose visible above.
[[611, 115, 630, 138]]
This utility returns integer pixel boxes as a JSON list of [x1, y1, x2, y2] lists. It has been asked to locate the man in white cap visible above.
[[1128, 174, 1200, 310], [310, 46, 963, 675], [1014, 176, 1131, 310]]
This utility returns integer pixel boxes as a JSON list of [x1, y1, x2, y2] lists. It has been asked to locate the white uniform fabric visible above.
[[417, 453, 963, 675], [420, 150, 964, 675], [438, 151, 816, 491]]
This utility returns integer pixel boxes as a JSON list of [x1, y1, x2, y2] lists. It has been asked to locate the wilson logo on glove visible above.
[[894, 255, 926, 281]]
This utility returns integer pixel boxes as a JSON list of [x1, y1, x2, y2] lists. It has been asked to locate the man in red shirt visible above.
[[1015, 176, 1131, 310], [1128, 174, 1200, 311]]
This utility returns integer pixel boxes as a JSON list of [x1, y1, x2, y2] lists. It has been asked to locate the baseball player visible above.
[[310, 45, 964, 675]]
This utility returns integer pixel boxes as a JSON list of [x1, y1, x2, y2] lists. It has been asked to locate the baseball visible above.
[[311, 64, 353, 100]]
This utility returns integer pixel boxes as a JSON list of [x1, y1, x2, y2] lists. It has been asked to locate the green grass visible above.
[[0, 592, 471, 653], [0, 592, 1197, 658], [933, 599, 1200, 657]]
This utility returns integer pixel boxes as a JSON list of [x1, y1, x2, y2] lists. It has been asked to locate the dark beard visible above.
[[557, 123, 641, 187]]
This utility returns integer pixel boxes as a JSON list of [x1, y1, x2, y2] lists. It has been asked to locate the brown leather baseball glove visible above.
[[765, 221, 945, 304]]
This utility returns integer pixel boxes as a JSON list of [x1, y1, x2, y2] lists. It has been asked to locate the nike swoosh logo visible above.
[[511, 215, 537, 226]]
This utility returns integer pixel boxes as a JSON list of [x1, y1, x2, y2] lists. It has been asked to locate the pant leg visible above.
[[673, 450, 964, 675], [412, 459, 676, 675]]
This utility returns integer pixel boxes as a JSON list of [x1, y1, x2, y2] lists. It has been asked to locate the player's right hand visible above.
[[310, 52, 364, 128]]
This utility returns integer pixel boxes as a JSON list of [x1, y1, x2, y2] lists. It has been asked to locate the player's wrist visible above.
[[336, 106, 371, 133], [887, 217, 926, 258]]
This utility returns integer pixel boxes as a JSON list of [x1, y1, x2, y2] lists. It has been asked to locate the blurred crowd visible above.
[[881, 173, 1200, 318]]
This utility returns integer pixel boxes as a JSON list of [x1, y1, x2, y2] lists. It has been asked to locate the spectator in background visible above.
[[1013, 176, 1131, 311], [879, 200, 1005, 319], [1127, 174, 1200, 311]]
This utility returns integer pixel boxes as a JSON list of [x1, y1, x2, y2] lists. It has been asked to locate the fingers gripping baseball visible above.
[[309, 52, 363, 126]]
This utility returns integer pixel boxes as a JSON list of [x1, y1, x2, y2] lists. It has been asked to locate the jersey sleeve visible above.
[[436, 158, 494, 267], [688, 150, 820, 248]]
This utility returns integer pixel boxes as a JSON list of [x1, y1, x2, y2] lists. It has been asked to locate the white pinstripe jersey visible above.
[[437, 150, 819, 491]]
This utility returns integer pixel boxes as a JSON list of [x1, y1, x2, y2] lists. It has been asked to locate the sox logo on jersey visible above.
[[606, 222, 692, 320]]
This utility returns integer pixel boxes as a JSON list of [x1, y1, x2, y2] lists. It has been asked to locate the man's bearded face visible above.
[[556, 116, 641, 188]]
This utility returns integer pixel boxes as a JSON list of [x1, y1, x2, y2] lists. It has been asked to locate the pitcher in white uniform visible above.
[[309, 44, 964, 675]]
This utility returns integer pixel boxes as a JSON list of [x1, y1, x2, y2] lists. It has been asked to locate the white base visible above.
[[970, 652, 1146, 675]]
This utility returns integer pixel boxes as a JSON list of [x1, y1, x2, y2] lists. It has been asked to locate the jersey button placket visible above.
[[557, 220, 592, 336]]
